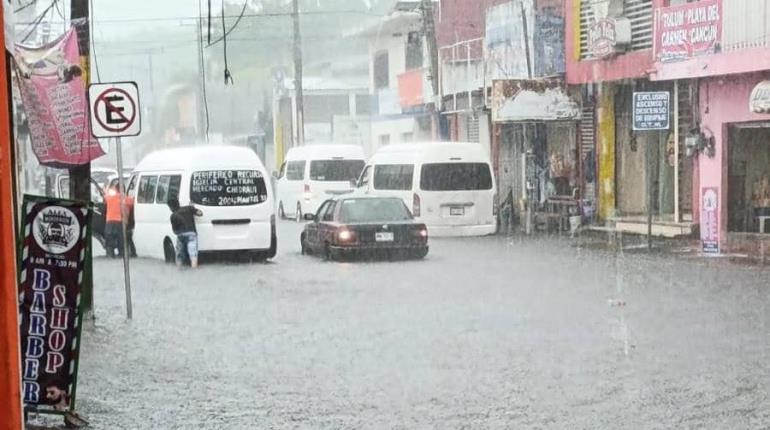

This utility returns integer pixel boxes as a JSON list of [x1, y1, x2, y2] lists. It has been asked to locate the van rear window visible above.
[[190, 170, 268, 206], [309, 160, 365, 182], [420, 163, 493, 191]]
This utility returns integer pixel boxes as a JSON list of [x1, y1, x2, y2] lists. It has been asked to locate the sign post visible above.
[[633, 91, 671, 250], [88, 82, 141, 319]]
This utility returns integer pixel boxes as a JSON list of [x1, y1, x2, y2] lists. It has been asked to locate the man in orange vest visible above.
[[104, 183, 125, 258]]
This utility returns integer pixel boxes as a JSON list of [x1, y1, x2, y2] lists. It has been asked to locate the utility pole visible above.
[[70, 0, 94, 313], [421, 0, 441, 138], [292, 0, 305, 147]]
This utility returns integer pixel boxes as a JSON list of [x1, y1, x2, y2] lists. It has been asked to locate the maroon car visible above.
[[301, 196, 429, 261]]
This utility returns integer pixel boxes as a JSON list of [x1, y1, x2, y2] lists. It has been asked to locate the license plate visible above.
[[375, 232, 394, 242], [450, 206, 465, 216]]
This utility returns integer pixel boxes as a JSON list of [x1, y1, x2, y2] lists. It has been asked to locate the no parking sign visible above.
[[88, 82, 142, 138]]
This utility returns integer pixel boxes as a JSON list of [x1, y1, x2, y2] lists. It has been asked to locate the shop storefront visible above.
[[697, 74, 770, 252], [490, 79, 582, 232]]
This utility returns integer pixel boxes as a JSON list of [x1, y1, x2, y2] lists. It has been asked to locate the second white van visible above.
[[356, 142, 497, 237], [128, 145, 277, 262], [275, 144, 366, 221]]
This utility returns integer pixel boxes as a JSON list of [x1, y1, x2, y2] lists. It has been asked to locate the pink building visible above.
[[651, 0, 770, 254]]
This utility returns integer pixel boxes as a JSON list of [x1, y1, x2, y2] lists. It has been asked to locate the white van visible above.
[[356, 142, 497, 237], [128, 145, 276, 262], [275, 144, 366, 221]]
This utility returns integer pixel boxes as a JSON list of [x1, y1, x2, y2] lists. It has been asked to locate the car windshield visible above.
[[339, 198, 412, 223], [309, 159, 365, 182]]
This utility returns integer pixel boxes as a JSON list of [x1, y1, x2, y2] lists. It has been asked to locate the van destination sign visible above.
[[633, 91, 670, 131], [190, 170, 267, 206]]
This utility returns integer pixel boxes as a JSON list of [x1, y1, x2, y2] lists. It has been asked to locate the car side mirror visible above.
[[272, 171, 279, 179], [350, 179, 358, 188], [303, 213, 316, 221]]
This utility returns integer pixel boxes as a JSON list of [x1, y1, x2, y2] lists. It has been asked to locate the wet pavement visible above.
[[28, 221, 770, 429]]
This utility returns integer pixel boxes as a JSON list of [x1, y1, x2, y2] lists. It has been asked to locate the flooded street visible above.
[[34, 222, 770, 429]]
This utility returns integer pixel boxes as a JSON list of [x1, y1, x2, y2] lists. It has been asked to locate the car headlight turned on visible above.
[[412, 225, 428, 240]]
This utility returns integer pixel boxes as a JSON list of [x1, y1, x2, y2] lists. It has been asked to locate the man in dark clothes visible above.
[[167, 197, 203, 268]]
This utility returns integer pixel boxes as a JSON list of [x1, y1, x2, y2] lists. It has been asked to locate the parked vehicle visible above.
[[275, 144, 366, 222], [128, 145, 277, 262], [301, 196, 429, 260], [356, 142, 497, 237], [55, 174, 107, 248]]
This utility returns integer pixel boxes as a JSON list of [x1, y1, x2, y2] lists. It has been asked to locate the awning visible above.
[[491, 79, 581, 122]]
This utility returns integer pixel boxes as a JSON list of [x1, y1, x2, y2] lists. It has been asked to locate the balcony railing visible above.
[[722, 0, 770, 52]]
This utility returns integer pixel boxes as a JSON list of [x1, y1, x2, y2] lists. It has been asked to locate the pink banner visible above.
[[655, 0, 722, 63], [15, 28, 104, 167]]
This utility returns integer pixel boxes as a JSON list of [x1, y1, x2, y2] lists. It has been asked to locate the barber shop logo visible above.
[[32, 206, 80, 254]]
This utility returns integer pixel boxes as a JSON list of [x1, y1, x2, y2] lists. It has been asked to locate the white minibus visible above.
[[275, 144, 366, 221], [128, 145, 276, 262], [356, 142, 496, 237]]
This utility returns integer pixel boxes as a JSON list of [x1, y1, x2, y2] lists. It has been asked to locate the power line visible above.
[[88, 0, 101, 82], [207, 0, 249, 48], [198, 0, 210, 143], [14, 0, 38, 13], [19, 0, 58, 43]]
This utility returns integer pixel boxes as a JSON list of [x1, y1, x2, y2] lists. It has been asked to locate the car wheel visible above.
[[300, 233, 308, 255], [323, 243, 333, 261], [163, 238, 176, 264], [278, 201, 286, 219], [295, 203, 302, 223], [413, 248, 429, 259]]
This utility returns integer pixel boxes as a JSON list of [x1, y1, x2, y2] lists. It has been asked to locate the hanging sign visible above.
[[655, 0, 722, 63], [588, 18, 631, 59], [18, 196, 90, 414], [14, 28, 104, 167], [701, 187, 720, 254]]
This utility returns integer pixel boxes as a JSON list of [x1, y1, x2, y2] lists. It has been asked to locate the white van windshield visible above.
[[420, 163, 493, 191], [309, 160, 365, 182], [190, 170, 268, 206]]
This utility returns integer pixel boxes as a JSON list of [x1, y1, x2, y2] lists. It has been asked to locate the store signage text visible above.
[[589, 18, 623, 58], [655, 0, 722, 62], [750, 80, 770, 114], [701, 187, 720, 254], [633, 91, 670, 131]]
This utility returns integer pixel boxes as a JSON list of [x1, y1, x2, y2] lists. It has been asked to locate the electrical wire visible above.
[[198, 0, 211, 143], [221, 0, 233, 85], [20, 0, 57, 43], [206, 0, 249, 48], [14, 0, 38, 14], [88, 0, 102, 83]]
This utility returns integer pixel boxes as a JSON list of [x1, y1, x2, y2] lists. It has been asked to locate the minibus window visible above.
[[137, 176, 158, 204], [286, 161, 305, 181], [190, 170, 268, 206], [309, 160, 365, 182], [373, 164, 414, 190], [420, 163, 493, 191], [156, 175, 182, 205]]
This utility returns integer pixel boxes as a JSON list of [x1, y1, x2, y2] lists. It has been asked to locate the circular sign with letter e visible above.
[[88, 82, 142, 138]]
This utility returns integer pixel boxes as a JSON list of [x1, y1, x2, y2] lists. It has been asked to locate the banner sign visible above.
[[18, 195, 90, 413], [14, 28, 104, 167], [655, 0, 722, 63], [633, 91, 670, 131], [484, 0, 534, 81], [491, 79, 580, 122], [701, 187, 720, 254]]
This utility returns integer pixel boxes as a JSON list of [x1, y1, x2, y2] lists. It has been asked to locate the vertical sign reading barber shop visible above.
[[701, 187, 720, 254], [18, 195, 90, 413]]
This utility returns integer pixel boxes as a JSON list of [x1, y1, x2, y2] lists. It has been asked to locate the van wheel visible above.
[[295, 203, 302, 223], [278, 201, 286, 219], [163, 238, 176, 264]]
